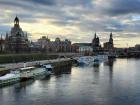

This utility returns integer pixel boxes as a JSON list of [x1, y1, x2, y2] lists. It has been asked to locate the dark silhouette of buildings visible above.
[[0, 17, 124, 55], [103, 32, 114, 50], [92, 33, 101, 52], [0, 34, 5, 52], [5, 16, 30, 53]]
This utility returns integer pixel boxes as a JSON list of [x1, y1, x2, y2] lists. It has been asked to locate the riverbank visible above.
[[0, 58, 74, 74], [0, 53, 58, 64]]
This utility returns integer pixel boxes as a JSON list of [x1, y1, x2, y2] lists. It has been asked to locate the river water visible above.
[[1, 58, 140, 105]]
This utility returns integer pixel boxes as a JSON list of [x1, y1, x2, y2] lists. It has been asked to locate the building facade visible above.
[[37, 36, 72, 53], [73, 43, 93, 55]]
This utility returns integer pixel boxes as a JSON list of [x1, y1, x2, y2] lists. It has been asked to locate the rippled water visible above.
[[1, 58, 140, 105]]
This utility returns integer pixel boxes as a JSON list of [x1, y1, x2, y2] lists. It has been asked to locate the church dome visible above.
[[55, 37, 61, 42]]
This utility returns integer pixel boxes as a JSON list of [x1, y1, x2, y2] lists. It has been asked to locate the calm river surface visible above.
[[1, 58, 140, 105]]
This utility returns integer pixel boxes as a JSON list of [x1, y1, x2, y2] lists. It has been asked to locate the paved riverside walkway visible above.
[[0, 58, 72, 70]]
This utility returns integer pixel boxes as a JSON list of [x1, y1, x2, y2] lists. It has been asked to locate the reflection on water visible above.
[[104, 59, 115, 83], [1, 59, 140, 105], [53, 64, 72, 75], [17, 79, 35, 89]]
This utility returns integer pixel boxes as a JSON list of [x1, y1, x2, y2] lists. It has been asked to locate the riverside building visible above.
[[5, 16, 30, 53], [37, 36, 72, 52]]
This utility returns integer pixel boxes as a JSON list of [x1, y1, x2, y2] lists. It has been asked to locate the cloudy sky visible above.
[[0, 0, 140, 47]]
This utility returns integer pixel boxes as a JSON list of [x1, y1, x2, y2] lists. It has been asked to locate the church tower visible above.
[[109, 32, 113, 44], [92, 32, 101, 53], [94, 32, 96, 39], [14, 16, 19, 27], [109, 32, 114, 48]]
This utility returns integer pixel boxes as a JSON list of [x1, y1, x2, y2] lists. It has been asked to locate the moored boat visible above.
[[76, 56, 95, 66], [42, 64, 53, 75], [0, 71, 20, 86], [32, 68, 46, 77], [16, 66, 49, 81], [18, 66, 35, 81]]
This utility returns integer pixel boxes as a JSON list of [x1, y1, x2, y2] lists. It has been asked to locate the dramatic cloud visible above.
[[0, 0, 140, 47], [25, 0, 56, 5], [94, 0, 140, 15]]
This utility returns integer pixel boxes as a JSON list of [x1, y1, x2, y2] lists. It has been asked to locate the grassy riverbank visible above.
[[0, 53, 58, 64]]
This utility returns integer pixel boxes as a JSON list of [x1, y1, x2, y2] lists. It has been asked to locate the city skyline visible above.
[[0, 0, 140, 47]]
